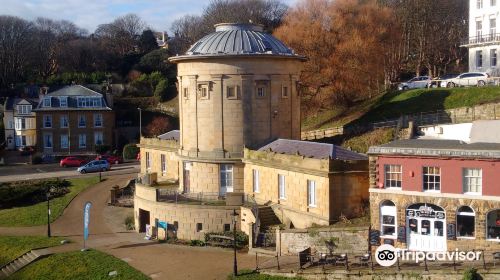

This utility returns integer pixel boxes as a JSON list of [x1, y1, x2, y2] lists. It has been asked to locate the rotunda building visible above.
[[169, 23, 305, 195]]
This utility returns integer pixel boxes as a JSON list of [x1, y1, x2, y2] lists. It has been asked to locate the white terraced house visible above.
[[462, 0, 500, 76]]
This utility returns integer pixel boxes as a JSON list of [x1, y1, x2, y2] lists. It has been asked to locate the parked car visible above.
[[446, 72, 490, 87], [95, 154, 123, 165], [60, 157, 87, 167], [77, 160, 110, 174], [429, 74, 459, 88], [397, 76, 432, 90]]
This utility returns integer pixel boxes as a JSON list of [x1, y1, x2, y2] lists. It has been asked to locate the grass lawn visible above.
[[8, 250, 149, 280], [0, 236, 63, 267], [303, 86, 500, 130], [228, 270, 303, 280], [341, 128, 394, 153], [0, 176, 100, 227]]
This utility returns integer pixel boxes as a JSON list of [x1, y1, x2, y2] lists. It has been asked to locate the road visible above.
[[0, 173, 262, 279], [0, 162, 139, 183]]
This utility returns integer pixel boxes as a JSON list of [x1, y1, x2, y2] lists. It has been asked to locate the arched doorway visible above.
[[406, 203, 446, 251]]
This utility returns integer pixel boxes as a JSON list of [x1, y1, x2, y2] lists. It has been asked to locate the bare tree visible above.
[[0, 16, 34, 88], [95, 14, 147, 56]]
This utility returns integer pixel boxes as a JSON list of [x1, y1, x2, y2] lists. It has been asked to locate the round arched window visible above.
[[457, 206, 475, 238], [380, 200, 396, 238], [487, 209, 500, 240]]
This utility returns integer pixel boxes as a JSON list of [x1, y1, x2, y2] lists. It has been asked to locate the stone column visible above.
[[241, 74, 254, 148], [211, 74, 225, 158]]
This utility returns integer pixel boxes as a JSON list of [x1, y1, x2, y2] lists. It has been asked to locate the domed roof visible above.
[[170, 23, 305, 62]]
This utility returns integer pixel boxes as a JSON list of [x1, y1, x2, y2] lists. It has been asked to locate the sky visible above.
[[1, 0, 298, 34]]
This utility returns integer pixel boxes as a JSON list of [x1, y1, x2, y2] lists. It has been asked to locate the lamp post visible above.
[[137, 107, 142, 139], [231, 209, 239, 276], [46, 186, 53, 237]]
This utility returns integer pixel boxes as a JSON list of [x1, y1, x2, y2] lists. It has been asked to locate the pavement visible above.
[[0, 162, 139, 183], [0, 173, 261, 280]]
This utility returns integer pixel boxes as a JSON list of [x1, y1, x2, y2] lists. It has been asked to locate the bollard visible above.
[[424, 254, 428, 272], [256, 252, 259, 271]]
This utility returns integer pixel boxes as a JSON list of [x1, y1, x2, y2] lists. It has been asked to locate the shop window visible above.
[[423, 166, 441, 191], [457, 206, 475, 238], [196, 223, 203, 232], [409, 218, 418, 233], [486, 209, 500, 240], [224, 224, 231, 232], [384, 164, 402, 188], [434, 221, 444, 237], [421, 220, 431, 235], [380, 200, 396, 238]]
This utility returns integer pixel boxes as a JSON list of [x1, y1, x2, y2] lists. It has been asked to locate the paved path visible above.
[[0, 162, 139, 183], [0, 173, 261, 279]]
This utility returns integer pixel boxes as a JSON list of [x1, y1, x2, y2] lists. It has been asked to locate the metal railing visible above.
[[462, 33, 500, 45], [156, 189, 226, 205]]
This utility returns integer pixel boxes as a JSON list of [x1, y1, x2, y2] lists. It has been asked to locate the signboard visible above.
[[406, 207, 445, 219], [397, 226, 406, 243], [369, 230, 380, 246], [447, 223, 456, 240], [83, 201, 92, 249], [383, 239, 394, 245]]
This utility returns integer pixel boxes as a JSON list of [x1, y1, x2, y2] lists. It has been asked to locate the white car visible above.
[[446, 72, 490, 87], [397, 76, 431, 90]]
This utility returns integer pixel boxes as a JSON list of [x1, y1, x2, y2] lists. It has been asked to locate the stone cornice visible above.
[[368, 146, 500, 159], [369, 188, 500, 202]]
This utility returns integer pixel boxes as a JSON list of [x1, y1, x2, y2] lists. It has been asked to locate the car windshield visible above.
[[408, 78, 417, 82], [440, 74, 458, 79]]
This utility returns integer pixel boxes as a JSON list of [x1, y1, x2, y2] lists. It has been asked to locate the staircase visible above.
[[0, 249, 52, 279], [258, 206, 281, 231], [255, 206, 281, 249]]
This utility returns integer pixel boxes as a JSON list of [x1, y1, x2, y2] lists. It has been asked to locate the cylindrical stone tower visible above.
[[169, 23, 305, 195]]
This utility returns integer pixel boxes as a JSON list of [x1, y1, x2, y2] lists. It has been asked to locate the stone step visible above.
[[0, 249, 53, 279]]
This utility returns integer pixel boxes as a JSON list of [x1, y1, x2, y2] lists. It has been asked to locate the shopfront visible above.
[[406, 203, 447, 252]]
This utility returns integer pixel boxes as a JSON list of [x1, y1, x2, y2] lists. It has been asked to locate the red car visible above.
[[60, 157, 87, 167], [96, 154, 123, 165]]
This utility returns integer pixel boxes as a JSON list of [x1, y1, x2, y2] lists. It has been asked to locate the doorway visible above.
[[183, 161, 191, 193], [138, 208, 150, 233], [406, 203, 447, 251]]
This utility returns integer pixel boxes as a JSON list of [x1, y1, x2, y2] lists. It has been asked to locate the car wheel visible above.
[[447, 82, 454, 88], [80, 169, 86, 174], [478, 80, 486, 87], [402, 86, 408, 90]]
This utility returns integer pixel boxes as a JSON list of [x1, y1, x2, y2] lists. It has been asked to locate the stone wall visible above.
[[139, 137, 179, 182], [278, 227, 369, 255], [329, 172, 369, 221], [182, 161, 244, 194], [134, 183, 244, 240]]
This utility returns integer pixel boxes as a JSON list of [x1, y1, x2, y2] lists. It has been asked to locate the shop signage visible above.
[[447, 223, 456, 240], [369, 230, 380, 246], [406, 206, 445, 219], [397, 226, 406, 243]]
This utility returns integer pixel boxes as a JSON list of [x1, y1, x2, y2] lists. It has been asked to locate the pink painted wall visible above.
[[377, 156, 500, 196]]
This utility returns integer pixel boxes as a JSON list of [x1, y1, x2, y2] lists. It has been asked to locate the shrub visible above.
[[31, 154, 43, 164], [190, 240, 206, 246], [0, 178, 71, 209], [463, 268, 480, 280], [95, 144, 111, 155], [123, 144, 139, 160], [124, 216, 135, 230]]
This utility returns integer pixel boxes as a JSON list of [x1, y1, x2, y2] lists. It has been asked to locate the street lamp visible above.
[[46, 186, 54, 237], [231, 209, 239, 276], [137, 107, 142, 139]]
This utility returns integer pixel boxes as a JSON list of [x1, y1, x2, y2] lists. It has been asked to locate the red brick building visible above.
[[368, 139, 500, 252]]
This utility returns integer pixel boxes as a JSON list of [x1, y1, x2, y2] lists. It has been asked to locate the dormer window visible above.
[[77, 97, 102, 108], [59, 97, 68, 107], [17, 105, 32, 115], [43, 97, 51, 107]]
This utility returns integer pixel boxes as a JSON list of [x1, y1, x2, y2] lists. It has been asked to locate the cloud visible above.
[[1, 0, 298, 33]]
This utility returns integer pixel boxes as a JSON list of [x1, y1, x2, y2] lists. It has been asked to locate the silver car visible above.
[[77, 160, 110, 174], [398, 76, 431, 90], [446, 72, 490, 87]]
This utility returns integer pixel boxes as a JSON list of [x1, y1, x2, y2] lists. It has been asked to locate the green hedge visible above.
[[205, 231, 249, 248], [123, 143, 139, 160], [0, 179, 70, 209]]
